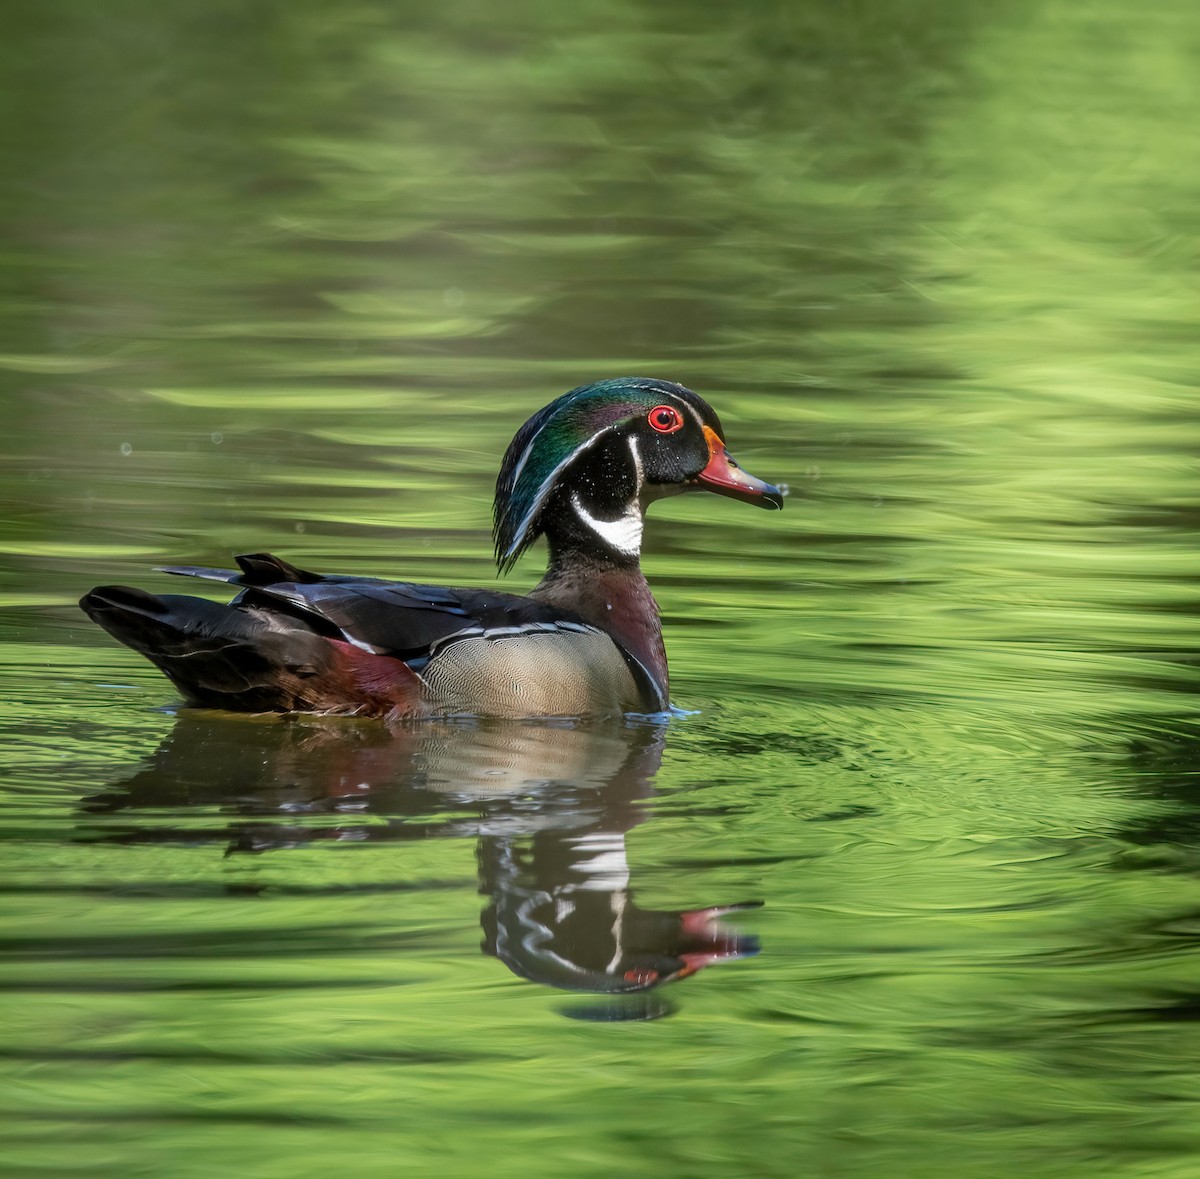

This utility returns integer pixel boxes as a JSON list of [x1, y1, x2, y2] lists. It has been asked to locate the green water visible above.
[[3, 1, 1200, 1175]]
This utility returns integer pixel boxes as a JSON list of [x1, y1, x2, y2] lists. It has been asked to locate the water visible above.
[[3, 1, 1199, 1175]]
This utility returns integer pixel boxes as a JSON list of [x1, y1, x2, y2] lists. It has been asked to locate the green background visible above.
[[2, 2, 1199, 1176]]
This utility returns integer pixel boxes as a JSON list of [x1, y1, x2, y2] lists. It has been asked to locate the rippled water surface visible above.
[[3, 2, 1200, 1176]]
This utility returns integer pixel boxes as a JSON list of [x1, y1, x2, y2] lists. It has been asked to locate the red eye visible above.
[[648, 405, 683, 434]]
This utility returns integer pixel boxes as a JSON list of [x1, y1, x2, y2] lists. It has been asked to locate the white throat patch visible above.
[[570, 492, 643, 557]]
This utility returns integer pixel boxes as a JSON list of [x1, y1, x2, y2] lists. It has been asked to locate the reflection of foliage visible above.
[[0, 0, 979, 383]]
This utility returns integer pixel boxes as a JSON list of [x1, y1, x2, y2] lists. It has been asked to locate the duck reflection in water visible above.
[[79, 715, 760, 1019]]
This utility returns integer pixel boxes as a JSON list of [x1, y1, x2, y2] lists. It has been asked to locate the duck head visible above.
[[494, 377, 782, 571]]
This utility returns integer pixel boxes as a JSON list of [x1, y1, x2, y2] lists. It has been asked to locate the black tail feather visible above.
[[80, 585, 330, 710]]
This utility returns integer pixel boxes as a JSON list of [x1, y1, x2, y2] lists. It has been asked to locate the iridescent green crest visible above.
[[492, 377, 690, 572]]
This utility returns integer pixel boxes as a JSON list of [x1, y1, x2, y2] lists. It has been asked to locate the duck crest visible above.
[[493, 377, 693, 572]]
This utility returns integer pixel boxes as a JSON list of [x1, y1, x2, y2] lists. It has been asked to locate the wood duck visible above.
[[81, 377, 782, 718]]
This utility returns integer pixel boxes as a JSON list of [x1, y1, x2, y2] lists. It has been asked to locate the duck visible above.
[[80, 377, 782, 718]]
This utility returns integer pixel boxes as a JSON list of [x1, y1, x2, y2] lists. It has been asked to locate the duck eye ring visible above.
[[648, 405, 684, 434]]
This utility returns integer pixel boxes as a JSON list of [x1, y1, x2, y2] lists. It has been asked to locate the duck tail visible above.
[[79, 585, 328, 711]]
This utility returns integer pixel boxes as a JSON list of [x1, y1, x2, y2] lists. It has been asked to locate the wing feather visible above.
[[161, 552, 592, 661]]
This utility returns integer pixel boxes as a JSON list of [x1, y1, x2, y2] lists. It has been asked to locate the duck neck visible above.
[[515, 433, 669, 709]]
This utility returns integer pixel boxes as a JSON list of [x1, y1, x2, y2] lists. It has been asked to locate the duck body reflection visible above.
[[80, 715, 759, 1015]]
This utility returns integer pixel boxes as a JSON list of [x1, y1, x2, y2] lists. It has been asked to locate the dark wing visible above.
[[159, 552, 589, 662]]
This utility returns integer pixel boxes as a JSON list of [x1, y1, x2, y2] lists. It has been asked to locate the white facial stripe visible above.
[[627, 383, 705, 432], [504, 384, 696, 559], [506, 390, 640, 496], [683, 399, 706, 430], [505, 429, 615, 559], [570, 492, 643, 556], [506, 431, 540, 495], [627, 432, 644, 481]]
